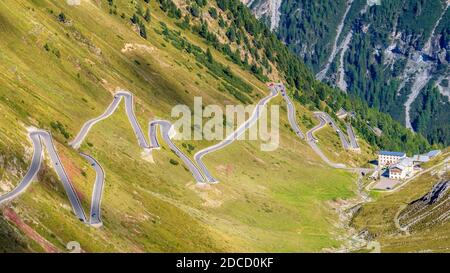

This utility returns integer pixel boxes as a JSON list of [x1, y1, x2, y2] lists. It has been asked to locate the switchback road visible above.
[[1, 84, 372, 226]]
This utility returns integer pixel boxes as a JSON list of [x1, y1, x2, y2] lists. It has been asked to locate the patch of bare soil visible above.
[[121, 43, 155, 54], [101, 79, 120, 96], [0, 178, 13, 194], [187, 182, 224, 208], [215, 164, 234, 178], [141, 149, 155, 163]]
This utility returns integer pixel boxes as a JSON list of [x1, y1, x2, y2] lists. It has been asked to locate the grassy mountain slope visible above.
[[0, 0, 371, 252], [352, 150, 450, 252], [0, 215, 40, 252]]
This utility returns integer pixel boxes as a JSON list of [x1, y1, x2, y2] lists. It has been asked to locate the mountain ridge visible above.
[[244, 0, 450, 146]]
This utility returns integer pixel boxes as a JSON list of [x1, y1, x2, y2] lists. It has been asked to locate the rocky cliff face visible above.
[[244, 0, 450, 145], [243, 0, 282, 30]]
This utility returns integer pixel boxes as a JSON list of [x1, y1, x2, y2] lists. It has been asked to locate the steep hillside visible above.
[[398, 180, 449, 231], [0, 0, 366, 252], [0, 215, 39, 252], [243, 0, 282, 30], [245, 0, 450, 146], [351, 151, 450, 252], [0, 0, 436, 253]]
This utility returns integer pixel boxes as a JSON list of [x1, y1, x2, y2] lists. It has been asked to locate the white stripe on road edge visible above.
[[0, 130, 87, 223], [194, 84, 306, 183], [70, 90, 206, 183], [1, 84, 369, 227]]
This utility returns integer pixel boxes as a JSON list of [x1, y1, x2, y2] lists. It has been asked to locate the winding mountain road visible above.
[[280, 85, 305, 140], [0, 130, 87, 223], [1, 84, 369, 227], [1, 91, 207, 227], [315, 112, 351, 149], [305, 112, 367, 172], [306, 116, 347, 169], [194, 85, 280, 183], [80, 153, 104, 227], [70, 91, 149, 150], [312, 111, 359, 150], [40, 132, 88, 223], [194, 83, 310, 183], [0, 133, 43, 206], [148, 120, 205, 183], [70, 90, 205, 184], [346, 123, 359, 150]]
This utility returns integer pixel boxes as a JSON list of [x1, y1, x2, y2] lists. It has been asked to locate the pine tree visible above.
[[144, 8, 151, 22], [58, 12, 67, 23], [218, 16, 225, 28], [139, 22, 147, 39], [131, 13, 139, 24], [226, 27, 236, 42], [208, 7, 218, 19], [206, 48, 213, 63], [180, 15, 190, 29]]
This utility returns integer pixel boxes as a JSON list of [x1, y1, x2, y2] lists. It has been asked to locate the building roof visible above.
[[399, 158, 414, 166], [389, 167, 403, 173], [390, 158, 413, 173], [390, 164, 405, 171], [379, 151, 406, 157]]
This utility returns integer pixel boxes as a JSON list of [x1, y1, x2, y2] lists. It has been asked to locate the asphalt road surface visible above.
[[0, 132, 42, 205], [346, 123, 359, 149], [0, 130, 87, 223], [315, 112, 351, 149], [71, 90, 204, 182], [194, 83, 307, 183], [148, 120, 205, 183], [306, 113, 327, 143], [40, 131, 88, 222], [80, 153, 105, 227], [1, 91, 206, 226], [68, 91, 207, 224], [70, 91, 149, 150], [306, 114, 373, 172], [309, 111, 359, 150], [280, 84, 305, 140], [306, 118, 347, 169], [194, 85, 280, 183], [1, 85, 373, 226]]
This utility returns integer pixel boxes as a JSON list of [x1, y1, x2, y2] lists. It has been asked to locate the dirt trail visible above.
[[394, 204, 410, 235]]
